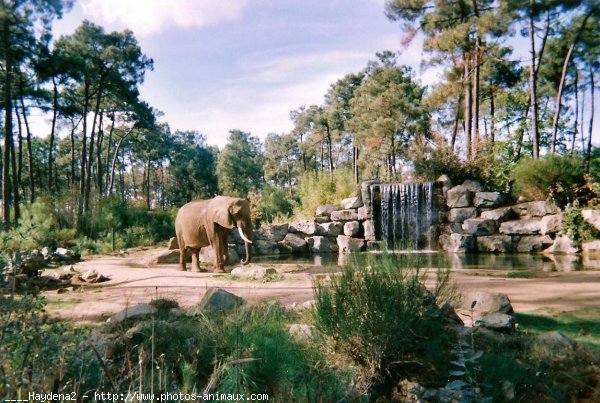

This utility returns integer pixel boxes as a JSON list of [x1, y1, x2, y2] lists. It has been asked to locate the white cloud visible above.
[[79, 0, 249, 37]]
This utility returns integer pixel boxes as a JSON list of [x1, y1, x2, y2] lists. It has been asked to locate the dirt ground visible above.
[[42, 247, 600, 323]]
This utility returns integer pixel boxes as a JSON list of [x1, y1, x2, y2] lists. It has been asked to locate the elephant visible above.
[[175, 196, 253, 273]]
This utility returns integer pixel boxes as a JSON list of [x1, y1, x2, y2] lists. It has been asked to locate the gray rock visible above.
[[306, 236, 338, 253], [230, 266, 276, 279], [462, 218, 497, 236], [480, 206, 518, 222], [200, 245, 241, 262], [336, 235, 364, 253], [582, 240, 600, 255], [543, 234, 580, 254], [341, 196, 363, 209], [79, 269, 110, 283], [536, 331, 575, 348], [473, 192, 509, 208], [187, 288, 246, 316], [108, 303, 157, 323], [462, 179, 484, 192], [448, 207, 478, 223], [317, 222, 343, 237], [315, 204, 337, 217], [256, 223, 289, 242], [515, 235, 554, 252], [145, 249, 189, 265], [440, 223, 463, 234], [476, 312, 517, 332], [446, 185, 474, 208], [476, 235, 514, 253], [541, 214, 562, 235], [330, 209, 359, 221], [167, 237, 179, 250], [514, 201, 560, 217], [438, 233, 476, 253], [363, 220, 376, 241], [357, 206, 371, 220], [278, 233, 308, 253], [343, 221, 360, 237], [361, 180, 378, 207], [457, 291, 513, 326], [252, 240, 280, 256], [288, 324, 314, 340], [582, 209, 600, 231], [290, 220, 318, 235], [499, 219, 542, 235]]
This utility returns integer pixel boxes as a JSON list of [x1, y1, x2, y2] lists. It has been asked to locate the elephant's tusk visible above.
[[238, 227, 253, 244]]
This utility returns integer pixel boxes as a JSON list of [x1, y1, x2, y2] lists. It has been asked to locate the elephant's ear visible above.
[[212, 199, 234, 229]]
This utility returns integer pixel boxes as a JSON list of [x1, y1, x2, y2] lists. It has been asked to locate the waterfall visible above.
[[371, 182, 436, 250]]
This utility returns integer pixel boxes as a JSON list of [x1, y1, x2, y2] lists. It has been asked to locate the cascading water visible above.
[[371, 182, 437, 250]]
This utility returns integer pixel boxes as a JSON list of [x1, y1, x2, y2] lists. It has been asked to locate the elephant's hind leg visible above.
[[191, 249, 202, 272]]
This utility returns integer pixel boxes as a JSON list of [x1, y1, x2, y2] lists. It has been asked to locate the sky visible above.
[[48, 0, 434, 148]]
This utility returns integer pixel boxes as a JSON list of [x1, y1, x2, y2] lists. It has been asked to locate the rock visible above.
[[108, 303, 157, 323], [462, 179, 484, 192], [278, 233, 308, 253], [124, 323, 146, 341], [541, 214, 562, 235], [330, 209, 359, 221], [343, 221, 360, 237], [543, 234, 580, 254], [230, 266, 276, 279], [336, 235, 364, 253], [290, 220, 318, 235], [306, 236, 338, 253], [200, 245, 241, 262], [288, 324, 314, 340], [317, 222, 343, 237], [476, 312, 517, 332], [582, 209, 600, 231], [79, 269, 110, 283], [515, 235, 554, 252], [462, 218, 497, 236], [361, 180, 379, 207], [448, 207, 478, 223], [256, 223, 289, 242], [357, 206, 371, 220], [167, 237, 179, 250], [187, 288, 246, 316], [583, 240, 600, 255], [314, 216, 330, 224], [474, 192, 509, 208], [145, 249, 188, 265], [476, 235, 514, 253], [499, 219, 542, 235], [536, 331, 575, 348], [481, 206, 518, 223], [41, 246, 51, 259], [457, 291, 513, 326], [437, 302, 464, 325], [438, 233, 476, 253], [446, 185, 474, 208], [251, 240, 280, 256], [514, 201, 560, 217], [315, 204, 337, 217], [440, 223, 463, 234], [341, 197, 363, 209], [363, 220, 376, 241], [55, 247, 74, 258]]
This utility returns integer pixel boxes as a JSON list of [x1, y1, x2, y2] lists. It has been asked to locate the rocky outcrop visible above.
[[330, 209, 359, 222], [446, 185, 474, 208], [187, 288, 245, 315], [457, 291, 514, 326], [337, 235, 364, 253], [306, 236, 338, 253], [279, 233, 308, 253]]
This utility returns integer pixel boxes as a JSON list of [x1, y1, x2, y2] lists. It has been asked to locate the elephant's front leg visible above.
[[212, 240, 226, 274], [191, 249, 201, 272]]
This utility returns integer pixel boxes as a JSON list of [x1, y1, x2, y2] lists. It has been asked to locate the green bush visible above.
[[313, 253, 456, 397], [510, 155, 593, 208], [249, 185, 295, 225], [295, 169, 357, 218], [562, 203, 600, 246]]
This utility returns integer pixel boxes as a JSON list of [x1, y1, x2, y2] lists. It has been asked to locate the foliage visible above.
[[248, 185, 295, 226], [561, 203, 600, 246], [511, 155, 594, 207], [313, 253, 456, 397], [217, 130, 264, 197], [294, 168, 357, 218]]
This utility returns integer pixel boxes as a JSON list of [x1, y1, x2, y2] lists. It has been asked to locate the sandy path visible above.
[[42, 248, 600, 322]]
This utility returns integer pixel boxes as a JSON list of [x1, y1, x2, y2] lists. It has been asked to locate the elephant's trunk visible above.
[[241, 239, 252, 265]]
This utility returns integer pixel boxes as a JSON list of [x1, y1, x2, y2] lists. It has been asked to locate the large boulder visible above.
[[145, 249, 191, 265], [167, 237, 179, 250], [341, 197, 363, 209], [543, 234, 579, 254], [306, 236, 338, 253], [448, 207, 478, 223], [439, 233, 476, 253], [473, 192, 509, 208], [187, 288, 245, 316], [330, 209, 359, 221], [446, 185, 474, 208], [290, 220, 318, 235], [582, 240, 600, 255], [200, 245, 241, 262], [462, 218, 497, 236], [317, 222, 343, 237], [457, 291, 513, 326], [541, 214, 562, 235], [514, 201, 560, 217], [582, 209, 600, 232], [363, 220, 376, 241], [461, 179, 484, 192], [252, 240, 280, 256], [361, 180, 379, 207], [499, 219, 542, 235], [256, 223, 289, 242], [476, 313, 517, 332], [315, 204, 337, 218], [515, 235, 554, 252], [230, 266, 276, 280], [108, 303, 157, 323], [480, 206, 518, 223], [278, 233, 308, 253], [343, 221, 360, 237], [476, 235, 514, 253], [357, 206, 371, 220], [337, 235, 364, 253]]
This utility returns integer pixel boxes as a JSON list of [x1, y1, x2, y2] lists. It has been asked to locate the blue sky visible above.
[[50, 0, 432, 148]]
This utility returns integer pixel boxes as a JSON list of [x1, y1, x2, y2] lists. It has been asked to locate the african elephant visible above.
[[175, 196, 253, 273]]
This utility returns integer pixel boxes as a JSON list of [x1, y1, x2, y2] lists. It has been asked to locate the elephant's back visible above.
[[175, 200, 207, 229]]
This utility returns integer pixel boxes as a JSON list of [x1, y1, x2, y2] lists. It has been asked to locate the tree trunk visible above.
[[464, 52, 472, 160], [2, 19, 12, 227], [49, 76, 59, 192], [20, 95, 35, 203], [109, 128, 133, 195], [85, 84, 103, 213], [571, 69, 578, 154], [96, 110, 104, 194], [104, 111, 115, 195], [325, 124, 334, 179], [551, 11, 591, 154], [490, 89, 495, 143], [79, 81, 90, 220], [10, 124, 20, 222], [15, 106, 23, 198], [70, 120, 76, 186], [585, 67, 594, 173], [529, 0, 540, 158], [451, 94, 462, 152], [472, 37, 481, 158]]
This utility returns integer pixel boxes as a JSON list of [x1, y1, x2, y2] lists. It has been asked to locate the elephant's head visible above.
[[213, 196, 253, 265]]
